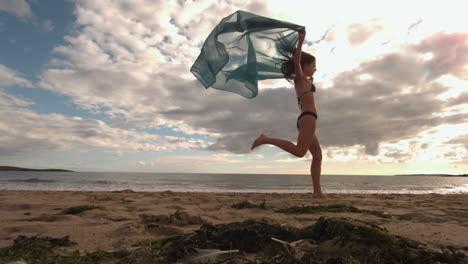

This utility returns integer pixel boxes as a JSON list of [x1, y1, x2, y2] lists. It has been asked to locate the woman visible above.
[[250, 30, 324, 197]]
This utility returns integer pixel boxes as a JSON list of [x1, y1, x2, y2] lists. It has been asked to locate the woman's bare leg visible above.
[[251, 116, 316, 158], [309, 135, 324, 197], [251, 134, 309, 157], [251, 116, 321, 196]]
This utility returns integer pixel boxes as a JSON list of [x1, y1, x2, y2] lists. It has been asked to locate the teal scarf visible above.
[[191, 10, 305, 98]]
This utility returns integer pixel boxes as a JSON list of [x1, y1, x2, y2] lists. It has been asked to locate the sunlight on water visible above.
[[439, 184, 468, 194]]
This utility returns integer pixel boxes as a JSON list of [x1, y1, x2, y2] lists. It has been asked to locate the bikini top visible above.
[[297, 83, 316, 108]]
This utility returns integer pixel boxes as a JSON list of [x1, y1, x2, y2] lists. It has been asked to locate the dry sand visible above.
[[0, 190, 467, 253]]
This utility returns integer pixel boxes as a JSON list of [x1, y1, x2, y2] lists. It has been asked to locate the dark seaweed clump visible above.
[[123, 217, 466, 264], [276, 204, 392, 218], [59, 205, 102, 215], [0, 235, 129, 264], [232, 200, 270, 210], [1, 217, 466, 264]]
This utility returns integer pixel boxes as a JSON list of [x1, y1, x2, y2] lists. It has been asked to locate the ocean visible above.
[[1, 171, 467, 194]]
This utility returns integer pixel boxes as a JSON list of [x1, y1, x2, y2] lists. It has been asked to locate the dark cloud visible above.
[[0, 135, 60, 158], [162, 81, 299, 154], [447, 92, 468, 107]]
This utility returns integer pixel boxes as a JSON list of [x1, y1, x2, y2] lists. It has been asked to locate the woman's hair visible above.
[[281, 50, 315, 81]]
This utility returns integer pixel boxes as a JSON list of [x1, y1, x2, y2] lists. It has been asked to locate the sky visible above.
[[0, 0, 467, 175]]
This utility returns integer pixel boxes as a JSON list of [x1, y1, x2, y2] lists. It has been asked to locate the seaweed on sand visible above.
[[120, 217, 466, 263], [0, 236, 75, 263], [1, 218, 465, 263], [117, 235, 183, 264], [232, 200, 270, 210], [0, 235, 128, 264], [159, 218, 299, 260], [59, 205, 102, 215], [276, 204, 392, 218], [308, 217, 466, 263]]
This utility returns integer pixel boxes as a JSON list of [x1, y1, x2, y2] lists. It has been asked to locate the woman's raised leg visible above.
[[250, 115, 316, 158]]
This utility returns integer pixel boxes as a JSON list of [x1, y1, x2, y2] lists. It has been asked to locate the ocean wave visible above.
[[9, 178, 56, 183], [93, 180, 116, 184]]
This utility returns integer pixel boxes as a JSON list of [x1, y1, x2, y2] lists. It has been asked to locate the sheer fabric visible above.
[[191, 10, 305, 98]]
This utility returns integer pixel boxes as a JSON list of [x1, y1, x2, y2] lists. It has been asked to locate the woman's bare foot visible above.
[[251, 134, 268, 150], [313, 192, 325, 198]]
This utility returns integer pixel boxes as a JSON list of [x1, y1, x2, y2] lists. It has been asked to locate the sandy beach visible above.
[[1, 190, 467, 256]]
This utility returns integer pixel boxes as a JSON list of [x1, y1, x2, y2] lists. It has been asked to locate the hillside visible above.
[[0, 166, 74, 172]]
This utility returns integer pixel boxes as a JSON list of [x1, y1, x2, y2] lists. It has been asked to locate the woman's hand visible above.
[[298, 30, 306, 41]]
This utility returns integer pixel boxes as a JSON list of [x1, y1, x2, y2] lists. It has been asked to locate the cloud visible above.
[[347, 20, 384, 46], [1, 64, 207, 159], [40, 19, 54, 32], [200, 32, 468, 155], [147, 153, 246, 173], [0, 1, 55, 34], [411, 32, 468, 80], [40, 0, 272, 121], [0, 90, 33, 108], [0, 64, 33, 88], [0, 102, 207, 159], [0, 0, 33, 20], [446, 135, 468, 151], [38, 0, 467, 163], [382, 149, 412, 163]]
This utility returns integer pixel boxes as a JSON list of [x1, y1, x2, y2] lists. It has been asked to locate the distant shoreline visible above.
[[395, 174, 467, 177], [0, 166, 74, 172], [0, 167, 465, 176]]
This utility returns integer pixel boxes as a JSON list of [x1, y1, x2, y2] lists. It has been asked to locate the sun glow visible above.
[[436, 75, 468, 100]]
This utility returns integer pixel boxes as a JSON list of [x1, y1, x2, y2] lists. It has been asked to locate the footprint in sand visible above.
[[20, 214, 63, 222]]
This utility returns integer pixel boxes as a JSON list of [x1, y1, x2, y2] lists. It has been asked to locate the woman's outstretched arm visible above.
[[294, 30, 306, 79]]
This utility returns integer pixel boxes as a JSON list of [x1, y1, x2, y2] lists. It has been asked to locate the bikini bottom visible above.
[[297, 111, 318, 129]]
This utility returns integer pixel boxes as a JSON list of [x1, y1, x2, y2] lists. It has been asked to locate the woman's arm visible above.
[[294, 30, 306, 80]]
